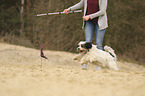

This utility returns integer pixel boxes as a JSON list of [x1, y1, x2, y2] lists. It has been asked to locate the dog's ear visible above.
[[84, 42, 92, 49]]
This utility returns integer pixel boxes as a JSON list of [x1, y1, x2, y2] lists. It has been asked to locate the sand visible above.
[[0, 43, 145, 96]]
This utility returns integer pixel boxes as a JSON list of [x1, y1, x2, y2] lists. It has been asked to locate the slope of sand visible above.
[[0, 43, 145, 96]]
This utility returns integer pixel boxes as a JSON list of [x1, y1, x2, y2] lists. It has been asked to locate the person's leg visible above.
[[81, 64, 87, 70], [82, 21, 95, 70], [95, 65, 101, 71], [95, 23, 106, 50], [84, 21, 95, 42]]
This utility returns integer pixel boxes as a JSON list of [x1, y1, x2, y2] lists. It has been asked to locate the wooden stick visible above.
[[35, 10, 83, 17]]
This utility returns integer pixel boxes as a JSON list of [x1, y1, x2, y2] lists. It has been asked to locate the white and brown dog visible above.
[[73, 41, 119, 70]]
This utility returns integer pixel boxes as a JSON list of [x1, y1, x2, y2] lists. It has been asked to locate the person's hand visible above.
[[82, 15, 90, 21], [63, 9, 70, 14]]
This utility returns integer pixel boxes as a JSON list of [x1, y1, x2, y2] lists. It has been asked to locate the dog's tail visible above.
[[104, 45, 117, 60]]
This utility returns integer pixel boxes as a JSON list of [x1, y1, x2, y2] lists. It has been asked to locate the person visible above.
[[63, 0, 108, 70]]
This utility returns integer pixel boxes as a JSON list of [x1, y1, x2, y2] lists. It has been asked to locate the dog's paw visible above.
[[73, 54, 81, 60], [73, 56, 77, 60]]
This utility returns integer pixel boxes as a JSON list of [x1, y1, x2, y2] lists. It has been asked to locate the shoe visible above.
[[95, 66, 101, 71], [81, 64, 87, 70]]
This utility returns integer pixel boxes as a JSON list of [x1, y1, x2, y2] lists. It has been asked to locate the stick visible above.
[[35, 10, 83, 17]]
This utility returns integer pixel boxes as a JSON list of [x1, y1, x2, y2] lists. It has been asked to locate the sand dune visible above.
[[0, 43, 145, 96]]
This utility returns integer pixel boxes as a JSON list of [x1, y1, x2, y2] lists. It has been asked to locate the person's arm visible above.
[[68, 0, 84, 11], [63, 0, 84, 14], [89, 0, 108, 19]]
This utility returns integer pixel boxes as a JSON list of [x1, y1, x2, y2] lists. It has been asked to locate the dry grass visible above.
[[0, 43, 145, 96]]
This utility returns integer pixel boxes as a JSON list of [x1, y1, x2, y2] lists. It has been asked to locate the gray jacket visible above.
[[68, 0, 108, 30]]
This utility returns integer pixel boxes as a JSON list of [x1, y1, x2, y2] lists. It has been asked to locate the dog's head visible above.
[[77, 41, 92, 53]]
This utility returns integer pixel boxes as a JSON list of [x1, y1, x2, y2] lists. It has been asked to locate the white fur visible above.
[[73, 41, 119, 70], [104, 45, 117, 60]]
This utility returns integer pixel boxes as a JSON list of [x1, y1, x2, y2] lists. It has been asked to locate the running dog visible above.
[[73, 41, 119, 70]]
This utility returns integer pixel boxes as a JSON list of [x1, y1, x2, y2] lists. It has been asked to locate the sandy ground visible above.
[[0, 43, 145, 96]]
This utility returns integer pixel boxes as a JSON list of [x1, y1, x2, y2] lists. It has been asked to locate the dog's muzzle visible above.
[[77, 48, 85, 53]]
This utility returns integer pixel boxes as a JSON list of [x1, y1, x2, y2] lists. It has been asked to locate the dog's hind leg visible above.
[[108, 61, 119, 70]]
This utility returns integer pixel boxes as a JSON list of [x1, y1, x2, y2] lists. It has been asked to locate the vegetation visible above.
[[0, 0, 144, 64]]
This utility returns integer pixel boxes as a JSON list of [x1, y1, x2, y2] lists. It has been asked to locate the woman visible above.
[[63, 0, 108, 70], [63, 0, 108, 50]]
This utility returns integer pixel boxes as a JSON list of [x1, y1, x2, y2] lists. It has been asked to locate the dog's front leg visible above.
[[73, 54, 83, 61], [80, 56, 88, 64]]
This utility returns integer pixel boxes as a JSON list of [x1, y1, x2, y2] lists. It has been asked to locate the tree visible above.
[[26, 0, 30, 17], [20, 0, 24, 37]]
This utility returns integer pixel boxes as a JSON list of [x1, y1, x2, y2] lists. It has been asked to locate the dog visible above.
[[73, 41, 119, 70]]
